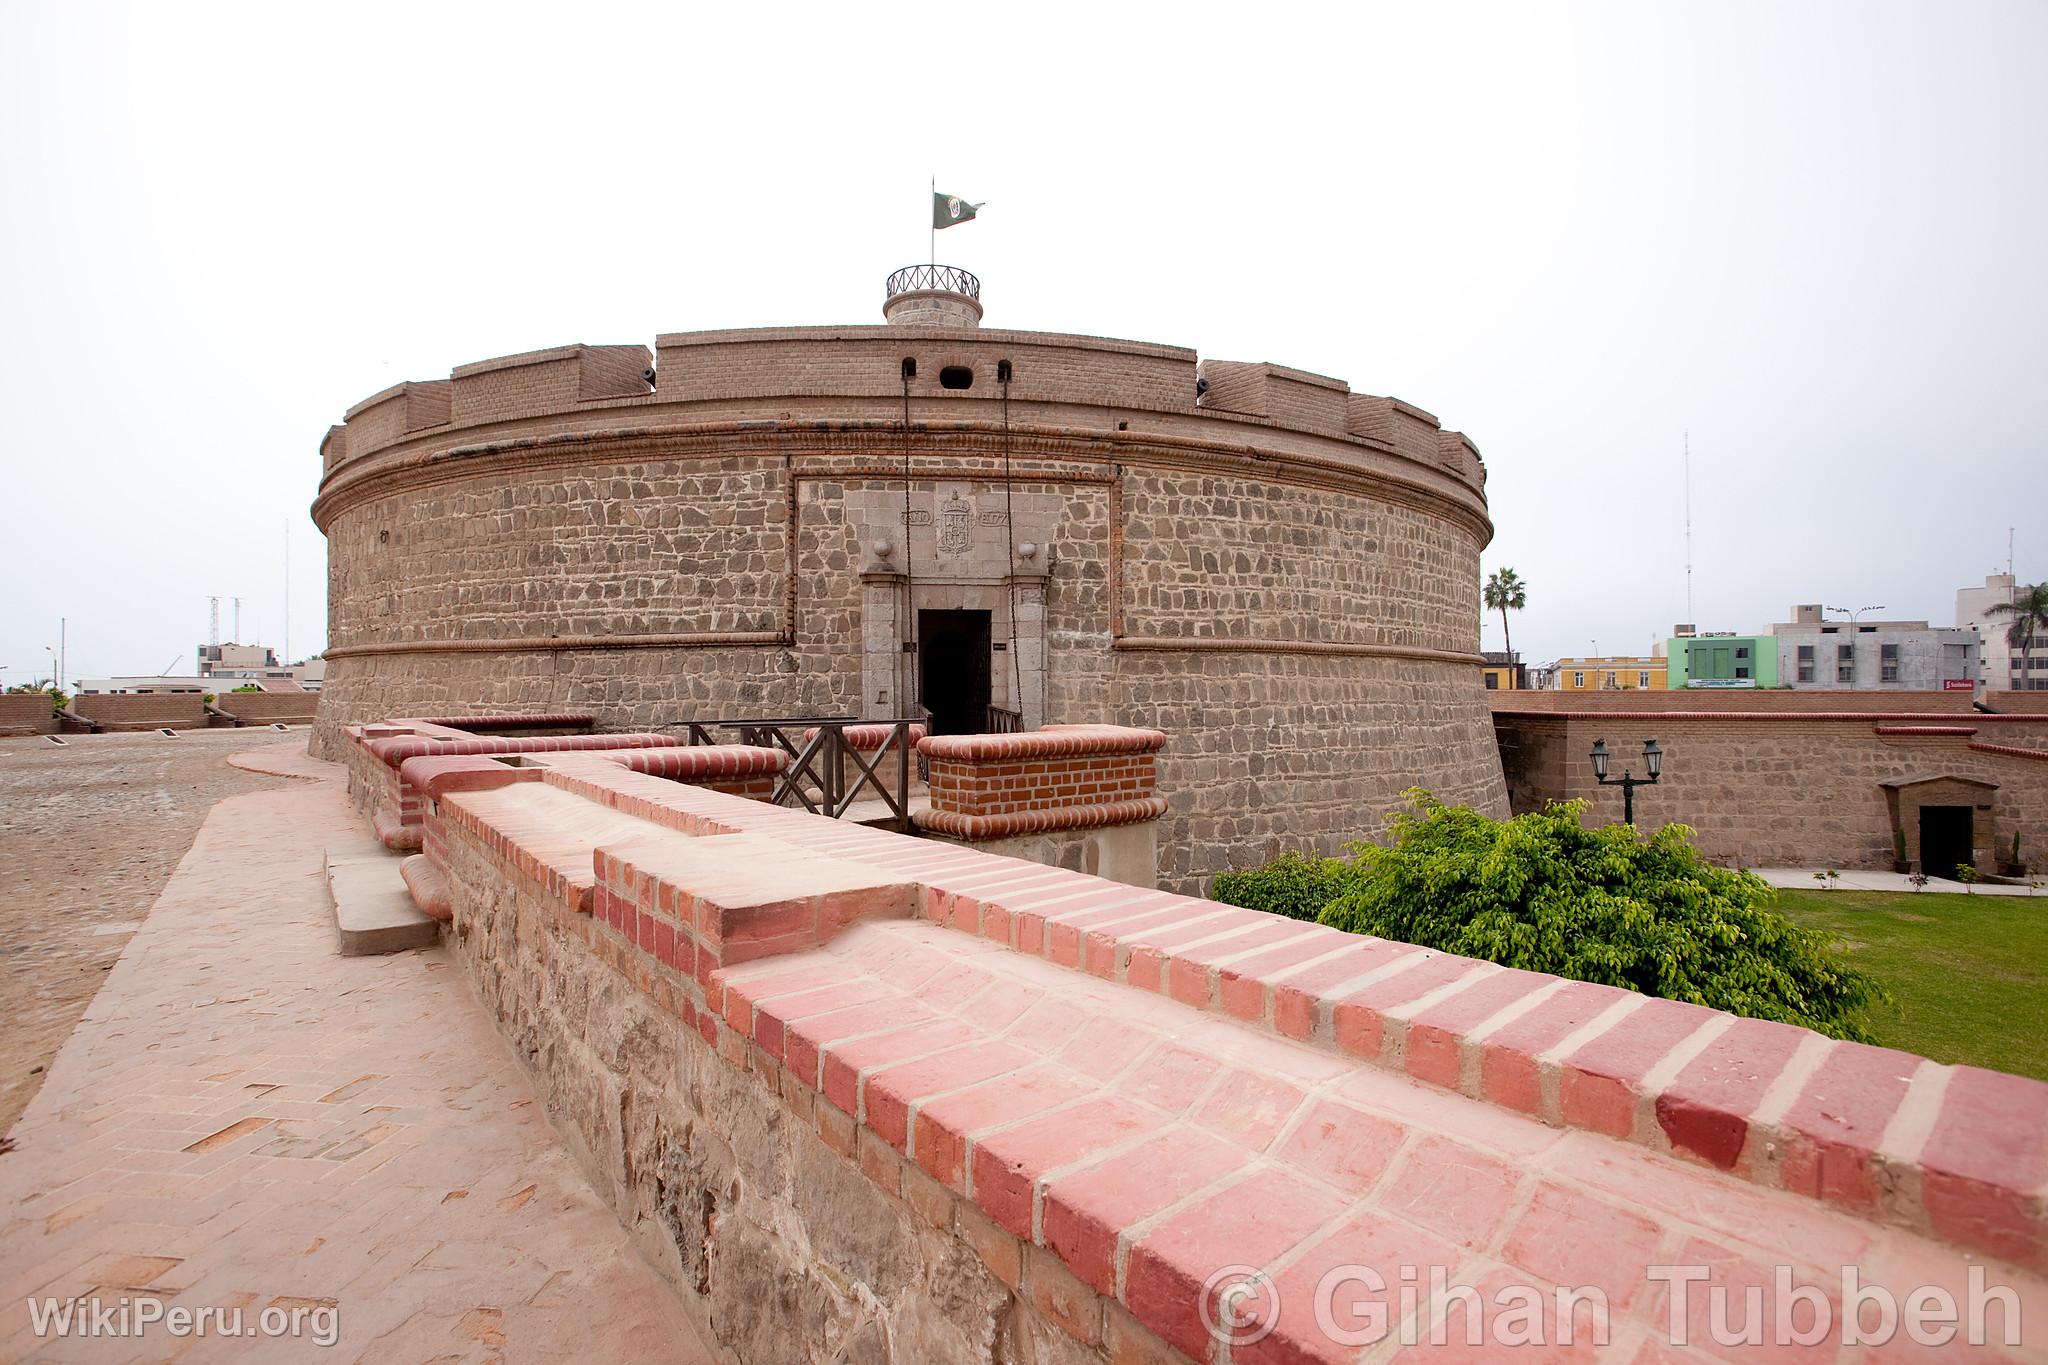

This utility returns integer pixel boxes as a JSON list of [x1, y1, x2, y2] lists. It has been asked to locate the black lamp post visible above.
[[1590, 738, 1663, 825]]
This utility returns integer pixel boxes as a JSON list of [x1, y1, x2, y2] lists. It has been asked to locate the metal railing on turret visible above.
[[884, 264, 980, 301]]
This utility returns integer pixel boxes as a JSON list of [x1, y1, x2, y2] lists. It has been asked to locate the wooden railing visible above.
[[674, 716, 919, 831]]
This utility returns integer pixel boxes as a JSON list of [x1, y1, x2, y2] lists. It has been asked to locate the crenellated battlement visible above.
[[450, 342, 652, 426], [315, 324, 1492, 508]]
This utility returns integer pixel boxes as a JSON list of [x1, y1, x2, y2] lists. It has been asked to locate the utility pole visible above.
[[59, 618, 65, 692]]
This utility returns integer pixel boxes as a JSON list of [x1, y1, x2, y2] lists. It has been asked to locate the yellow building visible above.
[[1553, 656, 1667, 691], [1481, 651, 1524, 691]]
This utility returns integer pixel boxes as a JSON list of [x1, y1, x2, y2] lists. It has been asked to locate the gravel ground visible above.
[[0, 727, 299, 1136]]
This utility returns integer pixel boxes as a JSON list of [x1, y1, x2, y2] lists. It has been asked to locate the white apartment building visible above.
[[1956, 574, 2048, 691]]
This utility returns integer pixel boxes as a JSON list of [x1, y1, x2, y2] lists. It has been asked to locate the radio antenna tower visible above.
[[208, 596, 221, 647], [1684, 431, 1695, 624]]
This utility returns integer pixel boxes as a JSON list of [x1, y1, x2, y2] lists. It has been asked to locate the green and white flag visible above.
[[933, 191, 983, 229]]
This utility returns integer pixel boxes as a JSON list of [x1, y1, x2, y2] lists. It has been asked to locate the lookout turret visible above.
[[882, 264, 982, 328]]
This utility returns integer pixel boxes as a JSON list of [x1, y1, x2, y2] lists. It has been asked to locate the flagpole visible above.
[[929, 174, 935, 267]]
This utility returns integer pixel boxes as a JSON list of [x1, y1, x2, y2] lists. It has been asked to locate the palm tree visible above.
[[1483, 566, 1528, 665], [1987, 581, 2048, 669]]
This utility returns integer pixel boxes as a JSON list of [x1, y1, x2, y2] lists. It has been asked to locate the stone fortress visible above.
[[312, 266, 1508, 891]]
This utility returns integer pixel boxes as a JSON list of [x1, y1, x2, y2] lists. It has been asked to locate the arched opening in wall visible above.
[[901, 358, 917, 381], [939, 366, 974, 391]]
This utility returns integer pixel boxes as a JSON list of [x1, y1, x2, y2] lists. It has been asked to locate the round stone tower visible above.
[[880, 264, 984, 328], [310, 270, 1507, 891]]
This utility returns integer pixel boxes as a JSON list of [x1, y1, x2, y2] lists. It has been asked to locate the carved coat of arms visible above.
[[937, 492, 972, 555]]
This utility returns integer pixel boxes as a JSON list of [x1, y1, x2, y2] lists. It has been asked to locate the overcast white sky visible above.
[[2, 1, 2043, 685]]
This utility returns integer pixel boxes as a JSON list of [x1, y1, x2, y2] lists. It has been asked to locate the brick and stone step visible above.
[[324, 846, 439, 955]]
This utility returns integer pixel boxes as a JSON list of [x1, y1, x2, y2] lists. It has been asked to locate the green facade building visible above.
[[1666, 634, 1778, 688]]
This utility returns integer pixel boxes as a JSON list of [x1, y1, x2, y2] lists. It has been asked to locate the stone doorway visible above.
[[918, 609, 992, 735], [1881, 774, 1995, 877], [1919, 805, 1975, 881]]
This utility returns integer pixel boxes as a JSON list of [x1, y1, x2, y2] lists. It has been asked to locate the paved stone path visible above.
[[0, 729, 293, 1136], [1754, 865, 2046, 896], [0, 742, 714, 1363]]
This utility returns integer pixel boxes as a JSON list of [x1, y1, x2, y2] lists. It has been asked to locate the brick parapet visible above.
[[417, 748, 2048, 1361], [0, 693, 57, 736], [68, 693, 207, 731], [919, 725, 1167, 839], [312, 326, 1491, 529], [207, 692, 318, 725]]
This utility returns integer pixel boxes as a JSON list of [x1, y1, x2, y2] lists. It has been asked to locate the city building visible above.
[[1957, 572, 2048, 691], [1548, 655, 1667, 691], [1767, 604, 1978, 692], [1666, 633, 1777, 688], [79, 648, 325, 696], [1480, 650, 1525, 690], [198, 642, 282, 679]]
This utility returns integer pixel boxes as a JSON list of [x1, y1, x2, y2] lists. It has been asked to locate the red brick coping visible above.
[[917, 722, 1168, 763], [917, 724, 1169, 841], [366, 731, 686, 769], [415, 754, 2048, 1284], [389, 711, 596, 731], [1873, 725, 1979, 736], [1972, 741, 2048, 762], [801, 722, 928, 750]]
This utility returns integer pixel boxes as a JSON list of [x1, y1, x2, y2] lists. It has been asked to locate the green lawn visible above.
[[1772, 887, 2048, 1081]]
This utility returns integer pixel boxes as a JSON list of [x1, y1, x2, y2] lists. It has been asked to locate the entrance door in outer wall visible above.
[[1919, 805, 1974, 881], [918, 609, 992, 736]]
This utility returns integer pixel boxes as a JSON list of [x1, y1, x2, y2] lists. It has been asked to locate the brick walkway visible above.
[[0, 744, 714, 1363]]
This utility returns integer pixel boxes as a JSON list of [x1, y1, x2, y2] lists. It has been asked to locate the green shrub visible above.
[[1214, 790, 1882, 1041], [1209, 851, 1355, 922]]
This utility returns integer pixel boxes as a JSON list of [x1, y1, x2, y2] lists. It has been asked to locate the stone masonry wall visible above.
[[1494, 709, 2048, 869], [435, 806, 1098, 1364]]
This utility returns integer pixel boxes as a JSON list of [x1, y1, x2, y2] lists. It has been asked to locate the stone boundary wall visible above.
[[0, 693, 57, 736], [1494, 689, 1989, 714], [388, 736, 2048, 1363], [1493, 708, 2048, 869], [1495, 689, 2048, 716], [69, 692, 207, 731]]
